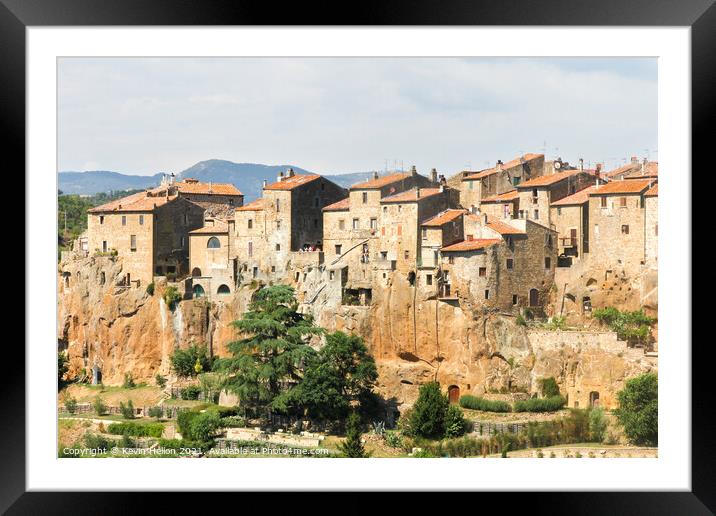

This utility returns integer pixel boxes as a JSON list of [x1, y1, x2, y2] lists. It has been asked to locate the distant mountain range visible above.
[[59, 160, 377, 200]]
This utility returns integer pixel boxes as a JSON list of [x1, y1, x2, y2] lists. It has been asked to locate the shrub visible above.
[[93, 396, 107, 416], [383, 431, 403, 449], [189, 411, 221, 442], [119, 433, 136, 449], [539, 377, 561, 398], [122, 373, 136, 389], [64, 395, 78, 414], [339, 412, 369, 458], [119, 400, 136, 419], [516, 314, 527, 326], [614, 373, 658, 446], [146, 282, 155, 296], [170, 344, 212, 378], [107, 421, 165, 438], [180, 385, 202, 400], [147, 406, 164, 418], [444, 405, 468, 438], [155, 373, 167, 388], [83, 433, 111, 452], [593, 307, 656, 346], [406, 382, 450, 439], [589, 407, 607, 442], [163, 285, 182, 310], [514, 395, 566, 413], [459, 395, 511, 413], [544, 316, 567, 330], [220, 416, 246, 428]]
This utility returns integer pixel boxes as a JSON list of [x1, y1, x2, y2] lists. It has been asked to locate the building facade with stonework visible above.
[[151, 175, 244, 219], [549, 185, 596, 263], [478, 190, 520, 220], [604, 156, 658, 181], [644, 184, 658, 268], [87, 189, 205, 286], [188, 217, 237, 299]]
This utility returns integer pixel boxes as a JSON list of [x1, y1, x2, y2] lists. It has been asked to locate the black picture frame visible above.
[[5, 0, 709, 512]]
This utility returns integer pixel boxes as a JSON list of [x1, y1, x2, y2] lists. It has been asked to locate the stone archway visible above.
[[448, 385, 460, 404], [529, 288, 539, 307], [589, 391, 600, 407], [193, 284, 205, 298]]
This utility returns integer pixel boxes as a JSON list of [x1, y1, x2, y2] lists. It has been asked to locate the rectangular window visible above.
[[557, 207, 561, 216], [421, 228, 427, 240], [102, 241, 107, 252], [380, 251, 388, 260], [621, 224, 630, 235], [314, 198, 320, 207], [352, 218, 360, 230], [448, 256, 454, 264], [362, 192, 368, 204], [276, 244, 281, 251], [122, 215, 127, 226], [338, 219, 345, 230], [276, 199, 280, 212], [512, 294, 518, 306], [329, 271, 335, 280], [335, 244, 342, 255], [506, 258, 514, 270], [370, 218, 377, 230], [139, 215, 144, 225], [620, 197, 627, 207], [252, 267, 258, 278], [167, 266, 176, 274], [600, 197, 607, 208], [248, 219, 253, 229], [99, 216, 104, 225], [479, 267, 487, 277], [594, 224, 599, 238], [271, 266, 276, 273], [248, 241, 253, 257], [484, 289, 490, 300], [545, 257, 551, 269], [404, 250, 410, 260], [383, 206, 387, 213], [533, 209, 539, 220], [426, 274, 433, 286]]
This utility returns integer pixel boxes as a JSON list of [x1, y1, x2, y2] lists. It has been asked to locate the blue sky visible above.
[[58, 57, 657, 175]]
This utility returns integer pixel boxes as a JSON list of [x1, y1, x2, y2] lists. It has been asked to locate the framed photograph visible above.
[[7, 0, 710, 510]]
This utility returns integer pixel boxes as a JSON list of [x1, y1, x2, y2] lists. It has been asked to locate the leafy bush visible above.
[[170, 344, 212, 378], [180, 385, 202, 400], [107, 421, 164, 438], [614, 373, 658, 446], [146, 282, 155, 296], [64, 395, 78, 414], [544, 316, 567, 330], [589, 407, 607, 442], [383, 431, 403, 449], [176, 410, 220, 441], [516, 314, 527, 326], [406, 382, 450, 439], [93, 396, 107, 416], [459, 395, 511, 413], [147, 406, 164, 418], [539, 377, 561, 398], [83, 433, 112, 452], [339, 412, 369, 458], [122, 373, 136, 389], [155, 373, 167, 388], [220, 416, 246, 428], [444, 405, 468, 438], [593, 307, 656, 346], [163, 285, 182, 310], [119, 399, 136, 419], [514, 395, 566, 413]]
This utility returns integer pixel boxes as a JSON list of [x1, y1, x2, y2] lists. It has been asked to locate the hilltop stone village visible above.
[[58, 153, 658, 412]]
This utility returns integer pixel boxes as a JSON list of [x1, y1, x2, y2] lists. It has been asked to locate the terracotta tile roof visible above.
[[481, 190, 520, 203], [486, 217, 526, 235], [350, 172, 412, 190], [462, 153, 543, 181], [441, 238, 502, 252], [605, 161, 658, 179], [235, 198, 265, 211], [264, 174, 320, 190], [550, 186, 597, 206], [323, 197, 350, 211], [171, 179, 242, 196], [421, 209, 467, 227], [644, 184, 658, 197], [189, 220, 229, 234], [516, 169, 581, 188], [88, 191, 177, 213], [590, 179, 655, 195], [380, 187, 442, 203]]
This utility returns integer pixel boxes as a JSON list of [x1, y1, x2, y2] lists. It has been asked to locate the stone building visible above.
[[644, 183, 658, 268], [516, 170, 598, 227], [604, 157, 658, 181], [87, 189, 205, 286], [419, 209, 467, 272], [587, 179, 656, 274], [478, 190, 520, 220], [230, 169, 345, 282], [150, 175, 244, 219], [458, 153, 545, 210], [549, 185, 596, 264], [188, 217, 236, 299], [437, 214, 558, 310]]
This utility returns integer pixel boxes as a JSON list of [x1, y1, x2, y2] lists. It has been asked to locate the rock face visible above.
[[58, 256, 656, 409]]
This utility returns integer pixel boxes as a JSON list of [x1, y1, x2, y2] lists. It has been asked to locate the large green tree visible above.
[[214, 285, 321, 415], [614, 372, 658, 446], [407, 381, 451, 439]]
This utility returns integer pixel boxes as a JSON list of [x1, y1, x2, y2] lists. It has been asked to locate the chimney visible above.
[[496, 160, 503, 171], [372, 171, 379, 180], [579, 158, 584, 172], [430, 168, 438, 183], [416, 188, 421, 198], [288, 168, 295, 177], [439, 174, 447, 186], [170, 172, 175, 185], [410, 165, 417, 177], [631, 156, 638, 164], [262, 179, 268, 188], [470, 205, 478, 214], [278, 170, 285, 182]]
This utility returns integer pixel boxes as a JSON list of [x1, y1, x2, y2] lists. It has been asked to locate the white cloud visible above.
[[58, 57, 657, 175]]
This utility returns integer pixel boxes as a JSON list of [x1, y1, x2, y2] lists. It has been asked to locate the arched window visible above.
[[100, 272, 106, 285], [217, 284, 230, 295], [193, 284, 205, 298], [191, 268, 202, 277], [207, 237, 221, 249]]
